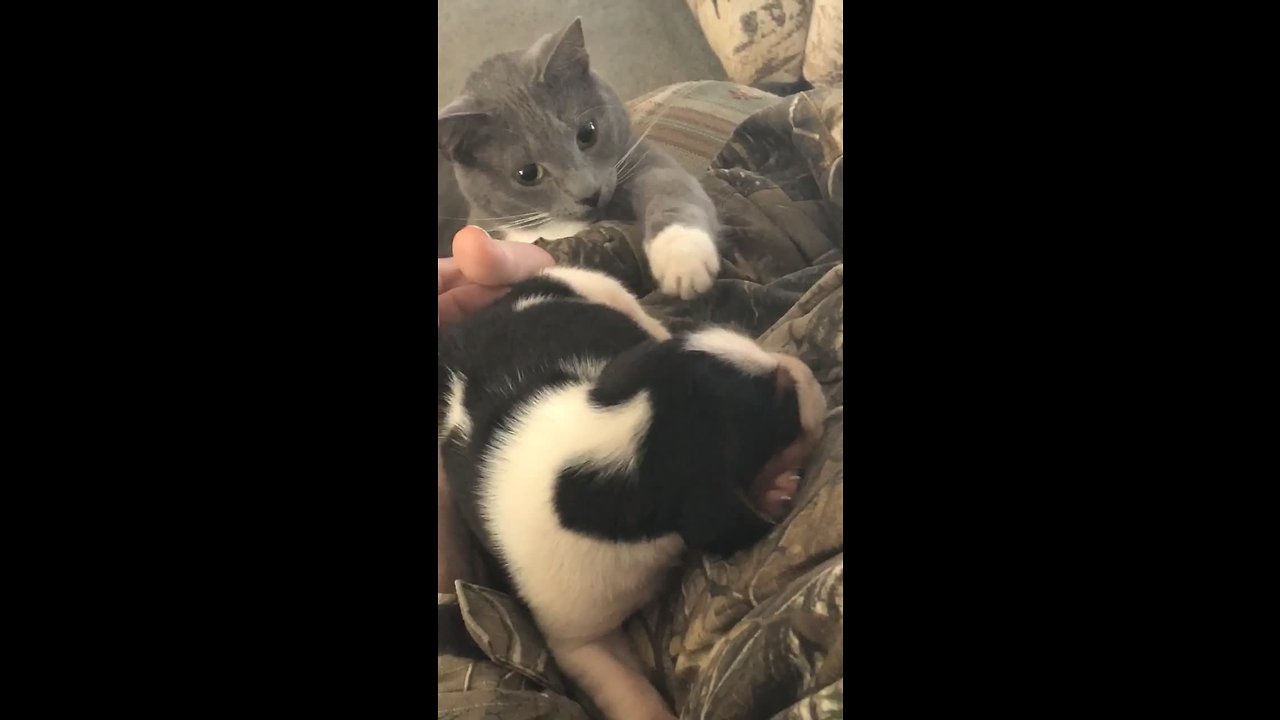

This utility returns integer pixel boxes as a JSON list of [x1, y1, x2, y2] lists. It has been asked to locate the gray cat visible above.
[[438, 18, 721, 299]]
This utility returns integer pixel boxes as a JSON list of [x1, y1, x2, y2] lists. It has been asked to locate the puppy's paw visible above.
[[646, 225, 720, 299]]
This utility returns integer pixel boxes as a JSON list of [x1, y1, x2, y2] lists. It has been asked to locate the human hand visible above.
[[438, 226, 553, 594], [437, 226, 555, 327]]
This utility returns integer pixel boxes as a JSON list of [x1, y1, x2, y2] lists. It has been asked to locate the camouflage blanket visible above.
[[439, 86, 844, 719]]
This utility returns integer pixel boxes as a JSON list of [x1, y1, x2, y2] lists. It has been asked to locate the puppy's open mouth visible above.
[[749, 468, 803, 523], [745, 426, 823, 524]]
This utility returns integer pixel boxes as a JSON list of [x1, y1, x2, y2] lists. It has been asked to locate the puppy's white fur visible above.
[[442, 371, 472, 441], [685, 327, 778, 375], [559, 356, 607, 382], [541, 266, 671, 340], [478, 380, 682, 719], [479, 384, 684, 642], [551, 630, 675, 720], [493, 268, 683, 717], [646, 224, 719, 300], [513, 294, 557, 311]]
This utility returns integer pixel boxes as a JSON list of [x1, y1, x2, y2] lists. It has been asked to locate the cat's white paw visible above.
[[646, 225, 720, 300]]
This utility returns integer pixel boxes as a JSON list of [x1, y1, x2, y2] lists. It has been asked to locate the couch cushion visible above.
[[804, 0, 844, 86], [684, 0, 812, 86]]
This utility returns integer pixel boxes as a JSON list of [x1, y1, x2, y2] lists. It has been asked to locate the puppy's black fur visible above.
[[438, 273, 805, 561]]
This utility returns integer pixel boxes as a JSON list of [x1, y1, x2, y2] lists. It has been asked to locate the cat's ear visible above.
[[532, 17, 589, 84], [438, 95, 489, 165]]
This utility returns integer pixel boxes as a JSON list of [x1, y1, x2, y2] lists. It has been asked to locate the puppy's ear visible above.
[[438, 95, 489, 165], [770, 363, 803, 446], [773, 353, 827, 444], [589, 339, 670, 406]]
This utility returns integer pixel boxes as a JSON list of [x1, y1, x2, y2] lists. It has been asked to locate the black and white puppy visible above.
[[437, 267, 826, 720]]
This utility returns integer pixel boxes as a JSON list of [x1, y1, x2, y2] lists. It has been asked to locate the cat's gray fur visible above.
[[438, 18, 721, 299]]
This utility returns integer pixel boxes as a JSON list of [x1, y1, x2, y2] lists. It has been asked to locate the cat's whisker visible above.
[[616, 152, 649, 185], [455, 211, 551, 235], [615, 104, 675, 172], [616, 146, 648, 175], [619, 151, 646, 174], [446, 211, 544, 223], [511, 212, 551, 225], [489, 222, 542, 233], [489, 214, 552, 233], [503, 220, 550, 232]]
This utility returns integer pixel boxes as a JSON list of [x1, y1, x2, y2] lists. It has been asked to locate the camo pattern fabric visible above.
[[438, 85, 844, 719]]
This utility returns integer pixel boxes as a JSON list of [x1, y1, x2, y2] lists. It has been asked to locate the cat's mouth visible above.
[[571, 208, 602, 223]]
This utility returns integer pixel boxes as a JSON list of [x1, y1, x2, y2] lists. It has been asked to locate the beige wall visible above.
[[437, 0, 726, 110]]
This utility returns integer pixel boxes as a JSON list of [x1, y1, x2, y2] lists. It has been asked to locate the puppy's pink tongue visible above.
[[753, 471, 801, 521]]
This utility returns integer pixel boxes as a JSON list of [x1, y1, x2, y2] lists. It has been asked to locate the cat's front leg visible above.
[[622, 145, 721, 300]]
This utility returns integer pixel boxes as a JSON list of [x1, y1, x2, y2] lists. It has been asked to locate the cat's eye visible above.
[[515, 163, 544, 186], [576, 120, 597, 149]]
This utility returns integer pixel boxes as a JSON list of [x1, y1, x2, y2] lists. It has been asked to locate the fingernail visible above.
[[463, 225, 492, 238]]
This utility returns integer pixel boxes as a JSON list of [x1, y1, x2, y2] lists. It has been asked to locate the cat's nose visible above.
[[577, 191, 602, 208]]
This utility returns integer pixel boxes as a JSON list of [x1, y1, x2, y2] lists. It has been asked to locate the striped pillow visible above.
[[626, 81, 782, 176]]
